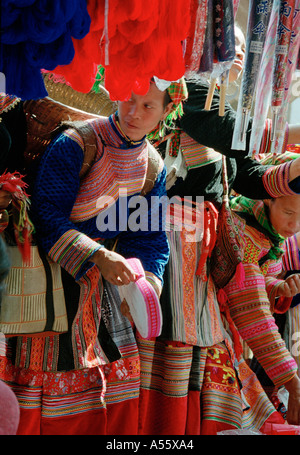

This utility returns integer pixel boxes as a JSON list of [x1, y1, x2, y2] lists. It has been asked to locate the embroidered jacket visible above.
[[31, 114, 169, 283], [224, 220, 298, 387]]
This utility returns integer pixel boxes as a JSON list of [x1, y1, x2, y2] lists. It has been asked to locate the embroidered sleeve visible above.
[[262, 159, 295, 198], [282, 235, 300, 271], [265, 276, 286, 312], [145, 271, 163, 297], [31, 133, 102, 281], [48, 229, 101, 280], [224, 235, 298, 387]]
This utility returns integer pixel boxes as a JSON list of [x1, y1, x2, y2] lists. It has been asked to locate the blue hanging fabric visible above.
[[0, 0, 91, 100]]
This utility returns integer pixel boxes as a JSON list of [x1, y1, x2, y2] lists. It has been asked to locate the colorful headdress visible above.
[[147, 77, 188, 142], [0, 171, 33, 263]]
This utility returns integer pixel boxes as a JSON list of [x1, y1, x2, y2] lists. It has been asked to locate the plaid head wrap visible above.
[[147, 77, 188, 144], [230, 196, 285, 263]]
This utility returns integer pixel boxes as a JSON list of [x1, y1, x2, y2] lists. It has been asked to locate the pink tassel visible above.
[[235, 262, 245, 289]]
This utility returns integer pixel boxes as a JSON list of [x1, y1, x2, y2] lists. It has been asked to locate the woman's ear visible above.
[[162, 101, 173, 120]]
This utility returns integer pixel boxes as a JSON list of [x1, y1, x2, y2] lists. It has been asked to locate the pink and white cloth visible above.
[[118, 258, 162, 339]]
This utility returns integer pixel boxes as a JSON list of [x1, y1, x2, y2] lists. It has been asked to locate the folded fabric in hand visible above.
[[118, 258, 162, 339]]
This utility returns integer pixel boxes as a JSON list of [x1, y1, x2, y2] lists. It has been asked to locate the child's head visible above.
[[228, 25, 246, 84], [264, 194, 300, 238]]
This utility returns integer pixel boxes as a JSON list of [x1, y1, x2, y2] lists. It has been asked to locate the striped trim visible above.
[[283, 235, 300, 272], [63, 129, 85, 151], [138, 338, 194, 398], [144, 271, 162, 296], [14, 385, 43, 410], [48, 229, 101, 279], [238, 359, 277, 430], [138, 339, 191, 396], [42, 388, 105, 418], [201, 389, 242, 429], [180, 132, 222, 170], [262, 160, 295, 197], [105, 376, 140, 405]]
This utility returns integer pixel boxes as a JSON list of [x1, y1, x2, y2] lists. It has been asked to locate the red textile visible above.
[[17, 407, 41, 436], [139, 389, 189, 435], [137, 341, 244, 436], [107, 398, 139, 435], [185, 391, 201, 435], [40, 409, 107, 436], [50, 0, 192, 100], [0, 360, 108, 435]]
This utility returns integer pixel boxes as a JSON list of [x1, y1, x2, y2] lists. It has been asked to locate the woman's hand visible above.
[[284, 374, 300, 425], [120, 298, 134, 324], [277, 274, 300, 298], [90, 248, 137, 286]]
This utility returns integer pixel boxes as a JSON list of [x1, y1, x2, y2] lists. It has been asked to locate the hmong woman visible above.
[[223, 194, 300, 427], [0, 79, 188, 435], [137, 26, 300, 435]]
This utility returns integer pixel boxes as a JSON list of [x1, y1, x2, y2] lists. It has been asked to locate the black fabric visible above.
[[0, 237, 10, 305], [0, 122, 12, 169], [166, 154, 274, 207], [158, 255, 174, 338], [0, 102, 27, 176], [37, 246, 55, 332], [166, 81, 288, 206], [180, 81, 253, 159]]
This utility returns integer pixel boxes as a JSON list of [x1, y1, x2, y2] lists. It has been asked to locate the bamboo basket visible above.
[[43, 73, 117, 117]]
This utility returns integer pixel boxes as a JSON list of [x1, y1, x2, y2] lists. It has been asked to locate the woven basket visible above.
[[23, 74, 117, 168], [43, 73, 117, 117]]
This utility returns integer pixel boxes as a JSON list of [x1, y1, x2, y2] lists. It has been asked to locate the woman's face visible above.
[[117, 82, 173, 141], [229, 27, 246, 84], [265, 195, 300, 238]]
